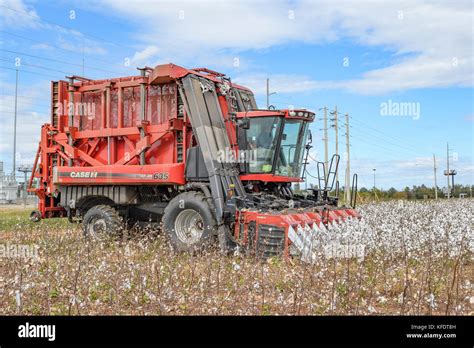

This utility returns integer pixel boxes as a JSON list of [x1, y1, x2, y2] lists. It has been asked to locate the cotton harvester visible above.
[[28, 64, 358, 262]]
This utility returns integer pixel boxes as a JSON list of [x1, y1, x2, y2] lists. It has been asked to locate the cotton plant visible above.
[[0, 199, 472, 315]]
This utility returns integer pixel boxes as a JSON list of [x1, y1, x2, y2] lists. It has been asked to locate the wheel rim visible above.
[[87, 217, 107, 237], [174, 209, 204, 245]]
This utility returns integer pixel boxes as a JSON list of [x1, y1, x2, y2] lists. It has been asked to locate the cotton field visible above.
[[315, 199, 473, 259], [0, 199, 472, 315]]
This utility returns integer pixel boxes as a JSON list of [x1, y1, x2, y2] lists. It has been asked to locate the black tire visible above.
[[162, 191, 217, 252], [30, 210, 41, 223], [82, 204, 123, 239]]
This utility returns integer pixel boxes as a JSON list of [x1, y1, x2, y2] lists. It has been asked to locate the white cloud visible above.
[[95, 0, 472, 95], [0, 0, 41, 28], [57, 36, 108, 56], [30, 43, 54, 50], [234, 73, 325, 95], [131, 45, 160, 65], [395, 156, 436, 169]]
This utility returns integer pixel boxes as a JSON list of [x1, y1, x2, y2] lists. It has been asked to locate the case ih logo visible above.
[[70, 171, 98, 178]]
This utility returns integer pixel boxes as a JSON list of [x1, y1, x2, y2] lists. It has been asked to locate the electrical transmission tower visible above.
[[444, 143, 457, 198], [330, 106, 339, 186], [17, 165, 32, 207]]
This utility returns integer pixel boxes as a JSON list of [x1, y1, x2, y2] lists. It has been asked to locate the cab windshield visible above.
[[275, 119, 309, 177], [245, 117, 282, 173]]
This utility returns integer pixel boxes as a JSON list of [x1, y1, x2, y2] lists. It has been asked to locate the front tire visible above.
[[30, 210, 41, 222], [82, 204, 123, 239], [162, 191, 217, 252]]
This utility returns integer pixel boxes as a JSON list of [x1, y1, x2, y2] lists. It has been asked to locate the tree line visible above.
[[295, 183, 473, 201]]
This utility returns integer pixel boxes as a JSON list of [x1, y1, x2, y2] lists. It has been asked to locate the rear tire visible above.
[[162, 191, 217, 252], [82, 204, 123, 239]]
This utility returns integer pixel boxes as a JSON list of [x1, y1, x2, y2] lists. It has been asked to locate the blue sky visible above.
[[0, 0, 472, 190]]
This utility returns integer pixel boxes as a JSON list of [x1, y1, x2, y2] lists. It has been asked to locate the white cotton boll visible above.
[[368, 305, 377, 313], [427, 293, 436, 309], [232, 262, 241, 271], [377, 295, 387, 304], [123, 279, 132, 290], [15, 290, 21, 309]]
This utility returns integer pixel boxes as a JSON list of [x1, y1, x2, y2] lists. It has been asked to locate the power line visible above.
[[318, 104, 443, 154], [0, 104, 50, 113], [0, 49, 125, 75], [0, 100, 50, 109], [349, 132, 423, 161], [0, 4, 137, 51], [351, 134, 414, 159], [0, 110, 47, 117], [0, 65, 59, 79], [0, 93, 48, 101], [348, 122, 429, 159], [0, 30, 135, 71], [0, 57, 73, 75], [350, 122, 423, 157], [350, 115, 442, 154], [350, 119, 426, 155]]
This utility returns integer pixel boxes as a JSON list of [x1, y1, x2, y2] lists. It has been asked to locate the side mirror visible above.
[[305, 130, 313, 150], [282, 133, 287, 141], [237, 118, 250, 130]]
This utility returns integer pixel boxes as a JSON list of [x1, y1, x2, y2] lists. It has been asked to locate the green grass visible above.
[[0, 209, 71, 231]]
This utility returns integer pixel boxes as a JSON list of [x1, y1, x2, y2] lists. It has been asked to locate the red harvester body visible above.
[[29, 63, 358, 261]]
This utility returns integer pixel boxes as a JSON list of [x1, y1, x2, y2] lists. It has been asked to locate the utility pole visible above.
[[265, 78, 276, 109], [446, 142, 450, 199], [433, 154, 438, 200], [266, 78, 269, 108], [451, 170, 457, 197], [344, 113, 351, 204], [373, 168, 377, 201], [330, 106, 339, 185], [373, 168, 376, 190], [13, 68, 18, 181], [323, 107, 329, 179]]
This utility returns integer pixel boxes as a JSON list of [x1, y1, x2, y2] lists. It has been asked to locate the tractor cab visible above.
[[236, 109, 314, 184]]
